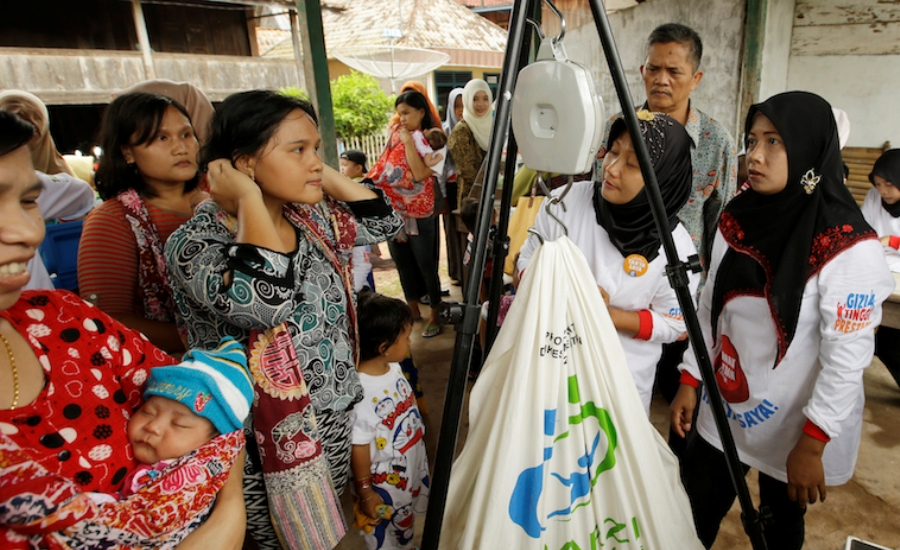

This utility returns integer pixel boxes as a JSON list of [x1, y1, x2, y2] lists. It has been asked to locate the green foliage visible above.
[[330, 72, 394, 138], [278, 86, 309, 101]]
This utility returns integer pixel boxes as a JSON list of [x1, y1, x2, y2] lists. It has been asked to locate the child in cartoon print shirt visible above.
[[90, 337, 252, 503], [350, 291, 430, 550]]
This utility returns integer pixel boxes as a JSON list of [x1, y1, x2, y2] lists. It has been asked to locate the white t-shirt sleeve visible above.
[[804, 239, 895, 438], [350, 401, 376, 446], [647, 227, 699, 343]]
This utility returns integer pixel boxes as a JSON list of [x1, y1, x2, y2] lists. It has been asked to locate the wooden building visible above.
[[0, 0, 304, 152]]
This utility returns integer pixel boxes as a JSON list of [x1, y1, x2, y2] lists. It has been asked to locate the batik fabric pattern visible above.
[[116, 189, 178, 323], [368, 127, 436, 220], [1, 430, 243, 549]]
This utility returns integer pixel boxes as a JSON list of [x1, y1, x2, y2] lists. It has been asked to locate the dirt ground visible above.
[[335, 241, 900, 549]]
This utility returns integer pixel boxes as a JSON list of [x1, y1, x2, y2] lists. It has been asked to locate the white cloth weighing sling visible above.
[[439, 236, 702, 549]]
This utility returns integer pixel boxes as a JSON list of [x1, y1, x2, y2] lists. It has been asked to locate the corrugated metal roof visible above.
[[324, 0, 507, 52], [265, 0, 508, 59]]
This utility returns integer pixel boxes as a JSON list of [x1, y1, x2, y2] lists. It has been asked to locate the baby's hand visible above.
[[880, 235, 892, 247], [424, 151, 444, 168]]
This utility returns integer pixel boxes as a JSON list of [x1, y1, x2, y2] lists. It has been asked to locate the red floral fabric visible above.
[[0, 291, 171, 497], [368, 128, 435, 219]]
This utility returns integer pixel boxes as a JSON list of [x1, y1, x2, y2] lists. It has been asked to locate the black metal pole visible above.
[[585, 0, 768, 547], [420, 0, 536, 547]]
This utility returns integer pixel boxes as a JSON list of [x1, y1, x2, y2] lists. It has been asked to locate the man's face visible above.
[[640, 42, 703, 116]]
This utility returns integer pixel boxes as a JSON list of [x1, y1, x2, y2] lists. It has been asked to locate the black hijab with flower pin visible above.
[[592, 111, 692, 262], [712, 91, 875, 367]]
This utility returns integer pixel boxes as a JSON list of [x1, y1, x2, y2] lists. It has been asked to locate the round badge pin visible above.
[[623, 254, 649, 277]]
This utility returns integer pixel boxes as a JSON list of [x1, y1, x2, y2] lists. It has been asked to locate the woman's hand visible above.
[[598, 287, 641, 336], [598, 286, 610, 306], [398, 126, 414, 147], [786, 433, 827, 508], [207, 159, 261, 216], [670, 383, 697, 438], [176, 450, 246, 550]]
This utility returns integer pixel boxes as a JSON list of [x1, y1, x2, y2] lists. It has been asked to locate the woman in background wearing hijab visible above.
[[0, 92, 97, 291], [862, 149, 900, 388], [442, 87, 465, 284], [517, 112, 699, 414], [0, 90, 74, 176], [448, 79, 494, 206], [120, 79, 215, 145], [671, 92, 895, 549]]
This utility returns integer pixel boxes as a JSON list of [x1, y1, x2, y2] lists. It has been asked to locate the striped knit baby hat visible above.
[[144, 337, 253, 434]]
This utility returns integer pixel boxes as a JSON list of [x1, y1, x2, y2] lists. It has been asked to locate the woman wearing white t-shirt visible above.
[[862, 149, 900, 387], [671, 92, 895, 549], [518, 112, 699, 414]]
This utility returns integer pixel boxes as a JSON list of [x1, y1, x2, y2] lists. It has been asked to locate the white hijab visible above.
[[462, 79, 494, 152]]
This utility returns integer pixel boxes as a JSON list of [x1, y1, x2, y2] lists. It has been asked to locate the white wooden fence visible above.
[[337, 133, 388, 167]]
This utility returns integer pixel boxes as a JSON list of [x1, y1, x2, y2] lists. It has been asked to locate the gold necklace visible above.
[[1, 333, 18, 410]]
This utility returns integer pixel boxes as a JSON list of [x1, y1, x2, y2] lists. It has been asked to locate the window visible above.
[[483, 73, 501, 100]]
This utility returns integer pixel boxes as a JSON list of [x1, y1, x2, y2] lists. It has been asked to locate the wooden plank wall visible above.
[[843, 146, 889, 206], [793, 0, 900, 56]]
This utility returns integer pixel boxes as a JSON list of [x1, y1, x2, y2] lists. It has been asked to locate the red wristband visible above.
[[889, 235, 900, 250], [633, 310, 654, 341], [679, 370, 700, 388], [802, 419, 831, 443]]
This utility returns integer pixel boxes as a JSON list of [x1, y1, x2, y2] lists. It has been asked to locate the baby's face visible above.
[[128, 396, 217, 464]]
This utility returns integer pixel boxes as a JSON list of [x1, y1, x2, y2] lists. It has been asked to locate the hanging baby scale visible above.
[[511, 4, 604, 176]]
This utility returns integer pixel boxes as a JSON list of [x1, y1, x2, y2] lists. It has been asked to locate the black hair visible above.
[[357, 290, 414, 361], [647, 23, 703, 72], [460, 197, 480, 234], [202, 90, 318, 170], [0, 110, 36, 157], [842, 162, 850, 180], [95, 92, 199, 201], [395, 90, 434, 131]]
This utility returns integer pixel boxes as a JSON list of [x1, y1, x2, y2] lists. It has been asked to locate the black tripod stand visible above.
[[421, 1, 768, 548]]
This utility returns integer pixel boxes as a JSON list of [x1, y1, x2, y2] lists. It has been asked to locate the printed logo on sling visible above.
[[834, 291, 875, 334]]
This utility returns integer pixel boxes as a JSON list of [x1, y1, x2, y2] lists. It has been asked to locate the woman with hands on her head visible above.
[[165, 90, 402, 550], [670, 91, 895, 549]]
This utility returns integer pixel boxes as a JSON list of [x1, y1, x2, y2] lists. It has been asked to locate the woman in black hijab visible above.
[[670, 91, 895, 549], [863, 149, 900, 388], [517, 111, 698, 415]]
